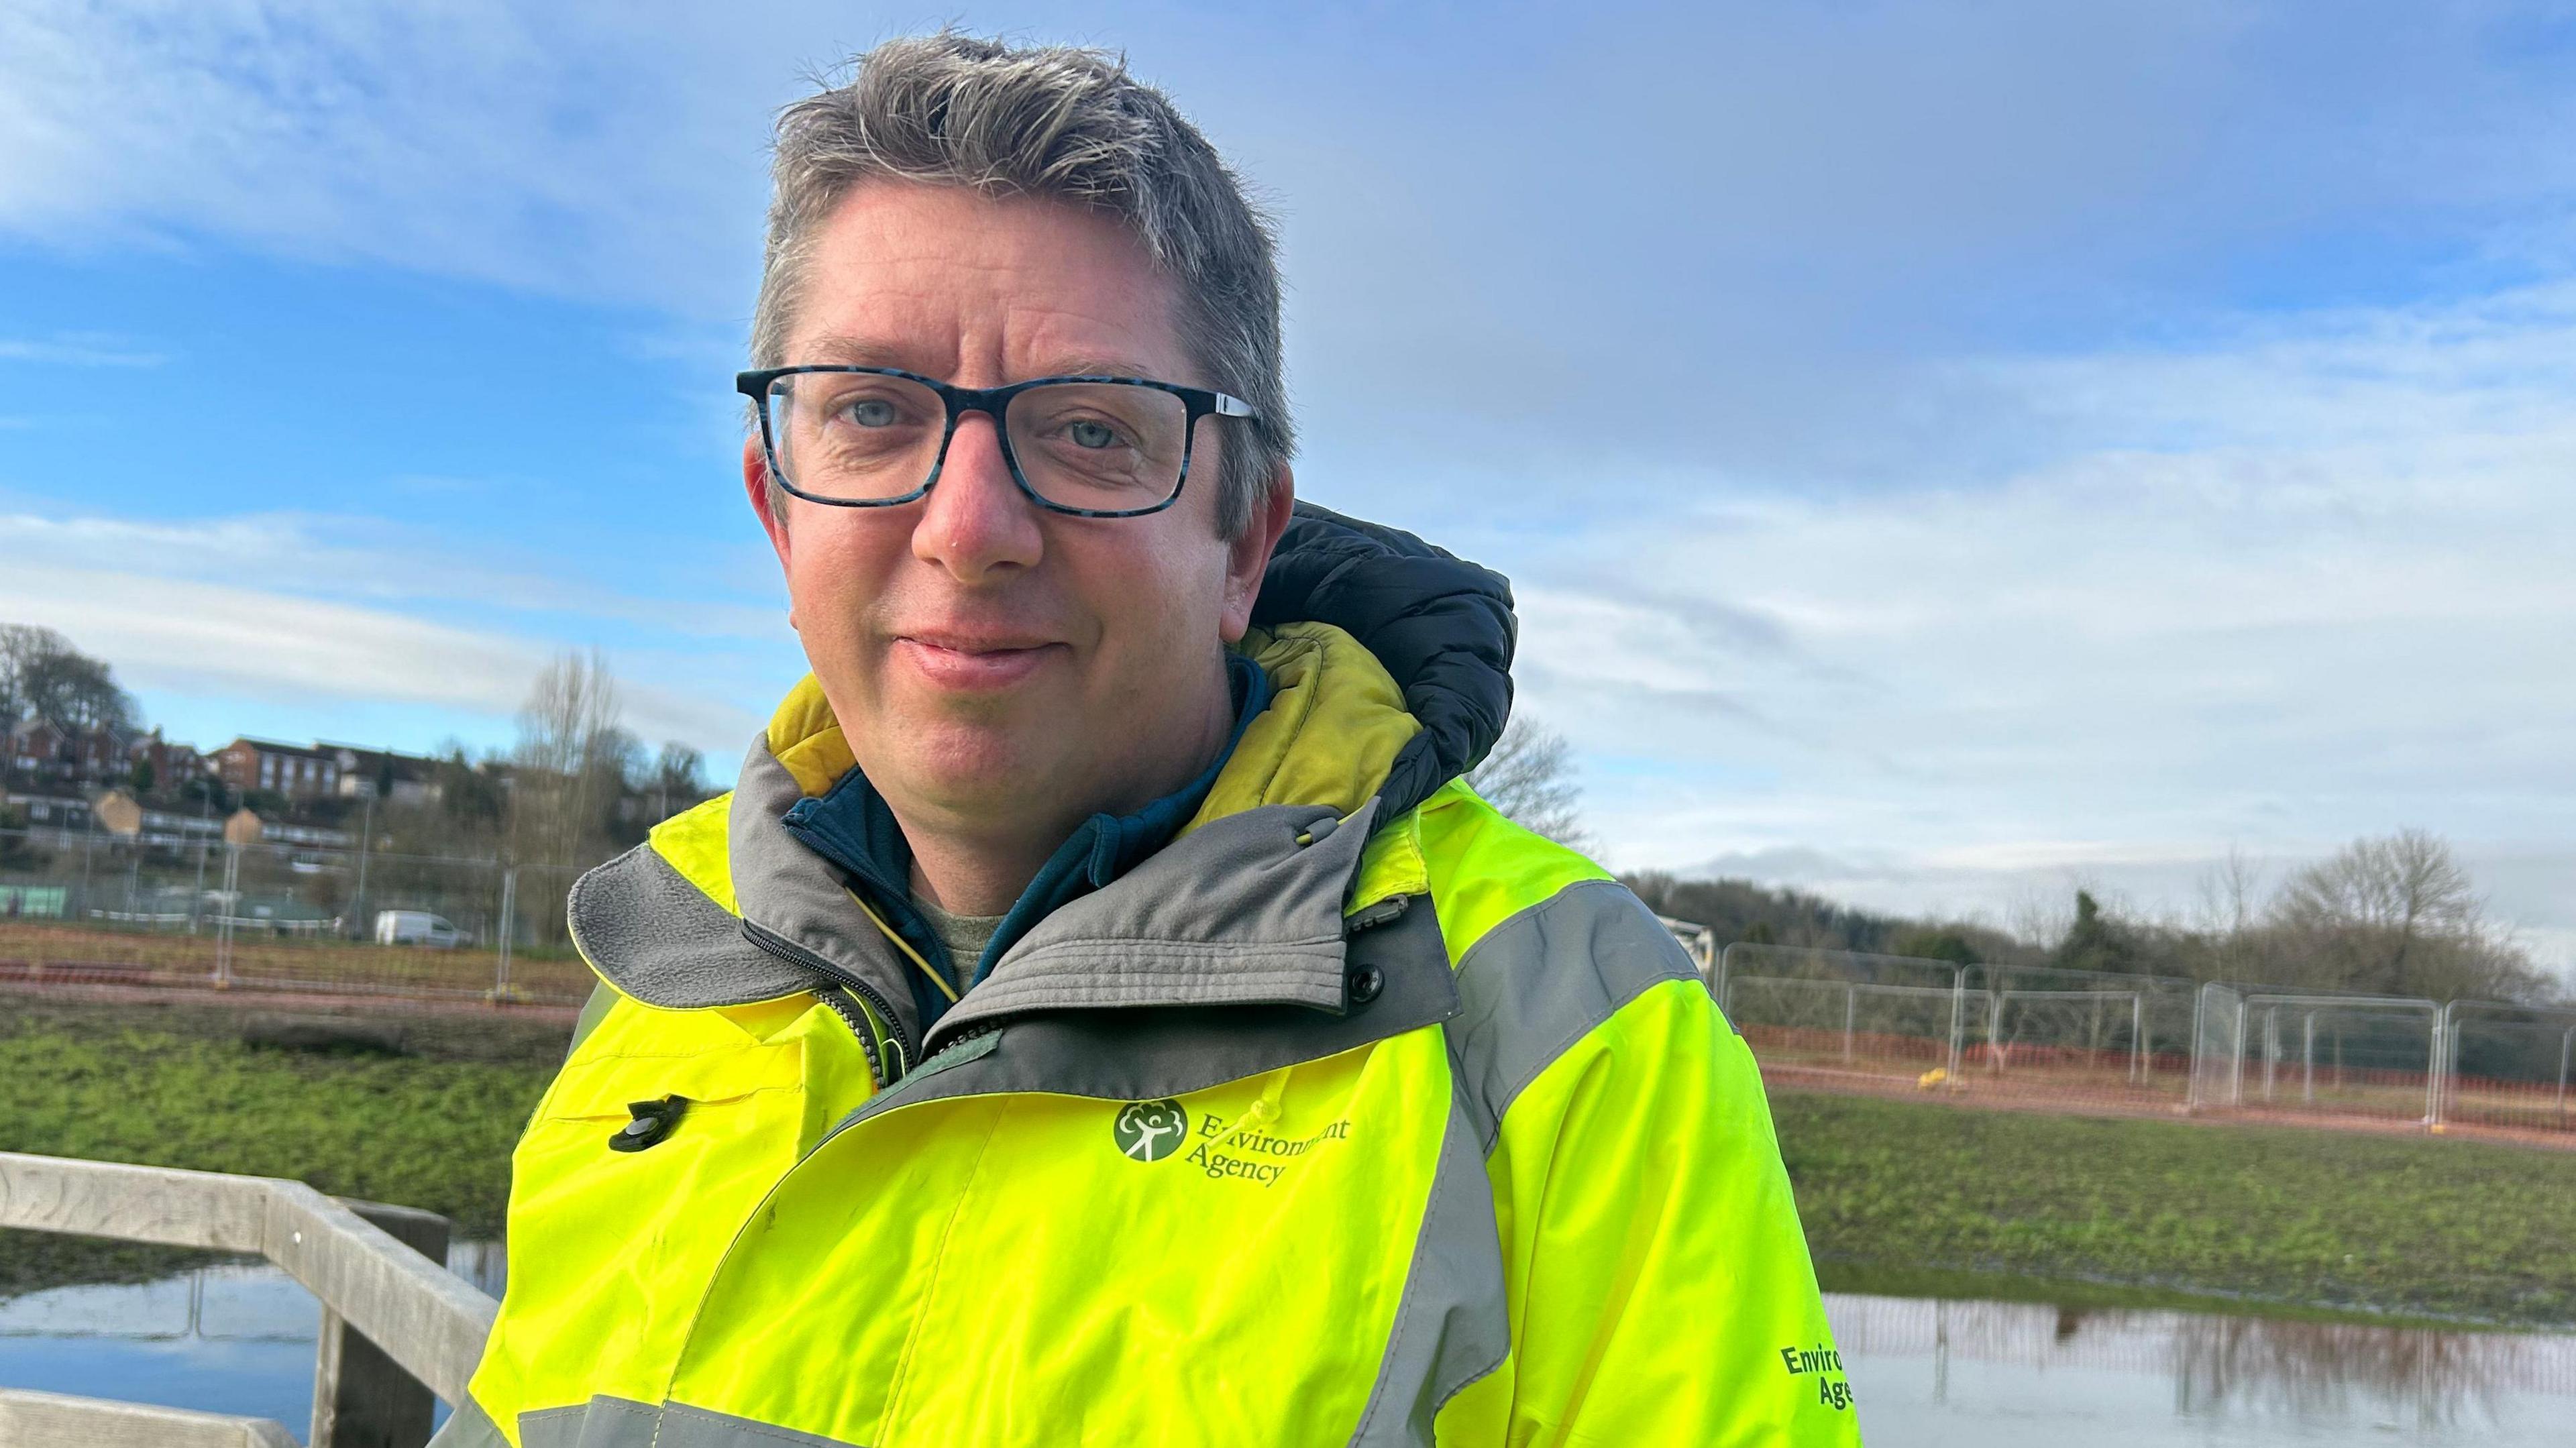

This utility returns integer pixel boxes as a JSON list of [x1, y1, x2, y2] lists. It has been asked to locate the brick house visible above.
[[214, 738, 346, 801]]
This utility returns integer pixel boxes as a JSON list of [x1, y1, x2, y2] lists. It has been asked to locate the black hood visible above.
[[1252, 502, 1517, 821]]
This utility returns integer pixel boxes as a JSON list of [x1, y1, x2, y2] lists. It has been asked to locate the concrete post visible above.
[[2556, 1027, 2573, 1129], [214, 846, 240, 988], [493, 868, 516, 997], [2133, 993, 2147, 1084]]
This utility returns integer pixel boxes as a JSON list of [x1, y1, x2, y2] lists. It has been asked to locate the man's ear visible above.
[[745, 436, 798, 629], [1219, 465, 1296, 645], [746, 435, 792, 565]]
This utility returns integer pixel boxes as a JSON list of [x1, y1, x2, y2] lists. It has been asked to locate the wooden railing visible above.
[[0, 1152, 498, 1447]]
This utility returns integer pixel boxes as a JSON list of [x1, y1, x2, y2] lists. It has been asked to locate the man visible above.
[[440, 32, 1858, 1448]]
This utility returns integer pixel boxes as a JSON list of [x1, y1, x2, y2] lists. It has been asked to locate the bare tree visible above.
[[509, 649, 628, 874], [2189, 846, 2269, 981], [1468, 716, 1587, 848], [2267, 829, 2544, 1000]]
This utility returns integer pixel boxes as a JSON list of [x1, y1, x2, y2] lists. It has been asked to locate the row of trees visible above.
[[1463, 715, 2548, 1006], [1631, 829, 2557, 1007], [2047, 830, 2551, 1003]]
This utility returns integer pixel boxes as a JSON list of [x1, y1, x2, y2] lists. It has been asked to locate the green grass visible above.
[[0, 1001, 562, 1296], [1772, 1090, 2576, 1327], [4, 1004, 2572, 1328]]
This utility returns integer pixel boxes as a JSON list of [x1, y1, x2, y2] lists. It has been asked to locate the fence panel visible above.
[[1717, 944, 1970, 1086], [1719, 944, 2214, 1111], [2438, 1001, 2576, 1136], [2217, 993, 2443, 1127], [2188, 983, 2243, 1112], [1966, 962, 2198, 1104], [0, 827, 596, 1006]]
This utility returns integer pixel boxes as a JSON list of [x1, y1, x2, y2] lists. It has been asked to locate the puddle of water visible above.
[[0, 1245, 2567, 1445], [1832, 1292, 2576, 1446], [0, 1241, 504, 1441]]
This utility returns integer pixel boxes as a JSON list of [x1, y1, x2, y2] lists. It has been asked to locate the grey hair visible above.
[[751, 33, 1292, 539]]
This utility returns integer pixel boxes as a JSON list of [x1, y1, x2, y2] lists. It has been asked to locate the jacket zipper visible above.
[[743, 921, 918, 1087], [918, 1015, 1007, 1063]]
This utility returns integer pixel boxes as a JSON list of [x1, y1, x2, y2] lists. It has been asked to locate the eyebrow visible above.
[[795, 335, 1173, 383]]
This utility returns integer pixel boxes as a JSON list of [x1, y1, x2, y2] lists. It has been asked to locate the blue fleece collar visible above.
[[781, 653, 1273, 1027]]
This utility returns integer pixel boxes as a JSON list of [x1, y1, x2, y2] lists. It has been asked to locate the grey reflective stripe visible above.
[[926, 799, 1383, 1048], [1445, 878, 1699, 1153], [566, 981, 618, 1058], [425, 1394, 509, 1448], [655, 1402, 861, 1447], [567, 841, 814, 1010], [517, 1398, 859, 1448], [1345, 1095, 1510, 1447], [837, 897, 1456, 1135], [517, 1394, 655, 1447]]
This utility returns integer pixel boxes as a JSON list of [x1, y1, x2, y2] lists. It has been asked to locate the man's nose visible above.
[[914, 412, 1043, 580]]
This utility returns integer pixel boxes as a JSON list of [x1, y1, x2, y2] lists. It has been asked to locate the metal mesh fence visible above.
[[1965, 963, 2198, 1101], [2189, 983, 2244, 1113], [1716, 943, 1970, 1087], [2233, 994, 2443, 1127], [1715, 944, 2563, 1139], [2438, 1001, 2576, 1134], [7, 818, 2573, 1144], [0, 826, 596, 1005]]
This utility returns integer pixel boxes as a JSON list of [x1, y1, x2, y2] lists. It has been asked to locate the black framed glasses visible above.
[[737, 366, 1258, 518]]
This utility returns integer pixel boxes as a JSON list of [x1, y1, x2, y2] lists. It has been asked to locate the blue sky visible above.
[[3, 1, 2574, 970]]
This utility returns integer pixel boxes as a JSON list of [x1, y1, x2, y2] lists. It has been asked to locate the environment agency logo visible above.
[[1112, 1099, 1189, 1162]]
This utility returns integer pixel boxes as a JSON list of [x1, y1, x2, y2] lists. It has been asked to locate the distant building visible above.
[[325, 744, 443, 806], [4, 720, 197, 791], [3, 790, 93, 832], [214, 738, 347, 801], [125, 729, 207, 790]]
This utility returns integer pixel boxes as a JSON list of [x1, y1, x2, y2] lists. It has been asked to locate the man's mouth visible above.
[[893, 632, 1066, 690]]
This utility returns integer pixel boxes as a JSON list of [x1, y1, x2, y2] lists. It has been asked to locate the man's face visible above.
[[747, 182, 1285, 840]]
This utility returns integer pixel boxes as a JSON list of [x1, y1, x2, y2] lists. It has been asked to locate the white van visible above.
[[374, 909, 463, 949]]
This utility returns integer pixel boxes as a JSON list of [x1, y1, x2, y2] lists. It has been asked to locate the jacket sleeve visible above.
[[1437, 974, 1864, 1447]]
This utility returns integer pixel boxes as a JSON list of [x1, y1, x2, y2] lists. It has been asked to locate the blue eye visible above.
[[848, 398, 898, 427], [1069, 420, 1120, 449]]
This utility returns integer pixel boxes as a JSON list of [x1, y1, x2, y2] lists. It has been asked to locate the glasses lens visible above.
[[767, 372, 947, 502], [1006, 382, 1191, 512]]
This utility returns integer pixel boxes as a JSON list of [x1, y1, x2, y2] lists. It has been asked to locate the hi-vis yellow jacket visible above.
[[437, 508, 1860, 1448]]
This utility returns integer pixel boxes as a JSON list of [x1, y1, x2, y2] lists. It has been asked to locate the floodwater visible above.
[[1832, 1291, 2576, 1446], [0, 1240, 503, 1437], [0, 1249, 2569, 1444]]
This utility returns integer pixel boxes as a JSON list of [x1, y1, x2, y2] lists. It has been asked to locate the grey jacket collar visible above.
[[568, 733, 1391, 1057]]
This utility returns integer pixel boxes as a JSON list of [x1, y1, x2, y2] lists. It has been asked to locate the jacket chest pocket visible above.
[[491, 1040, 815, 1412]]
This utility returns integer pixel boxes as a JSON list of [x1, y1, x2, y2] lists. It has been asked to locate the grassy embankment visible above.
[[0, 1000, 561, 1296], [3, 1000, 2573, 1327], [1775, 1090, 2576, 1327]]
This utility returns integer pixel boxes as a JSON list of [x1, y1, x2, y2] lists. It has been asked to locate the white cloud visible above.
[[0, 510, 778, 755], [0, 512, 779, 641], [0, 0, 770, 311], [1496, 281, 2576, 978], [0, 335, 166, 367]]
